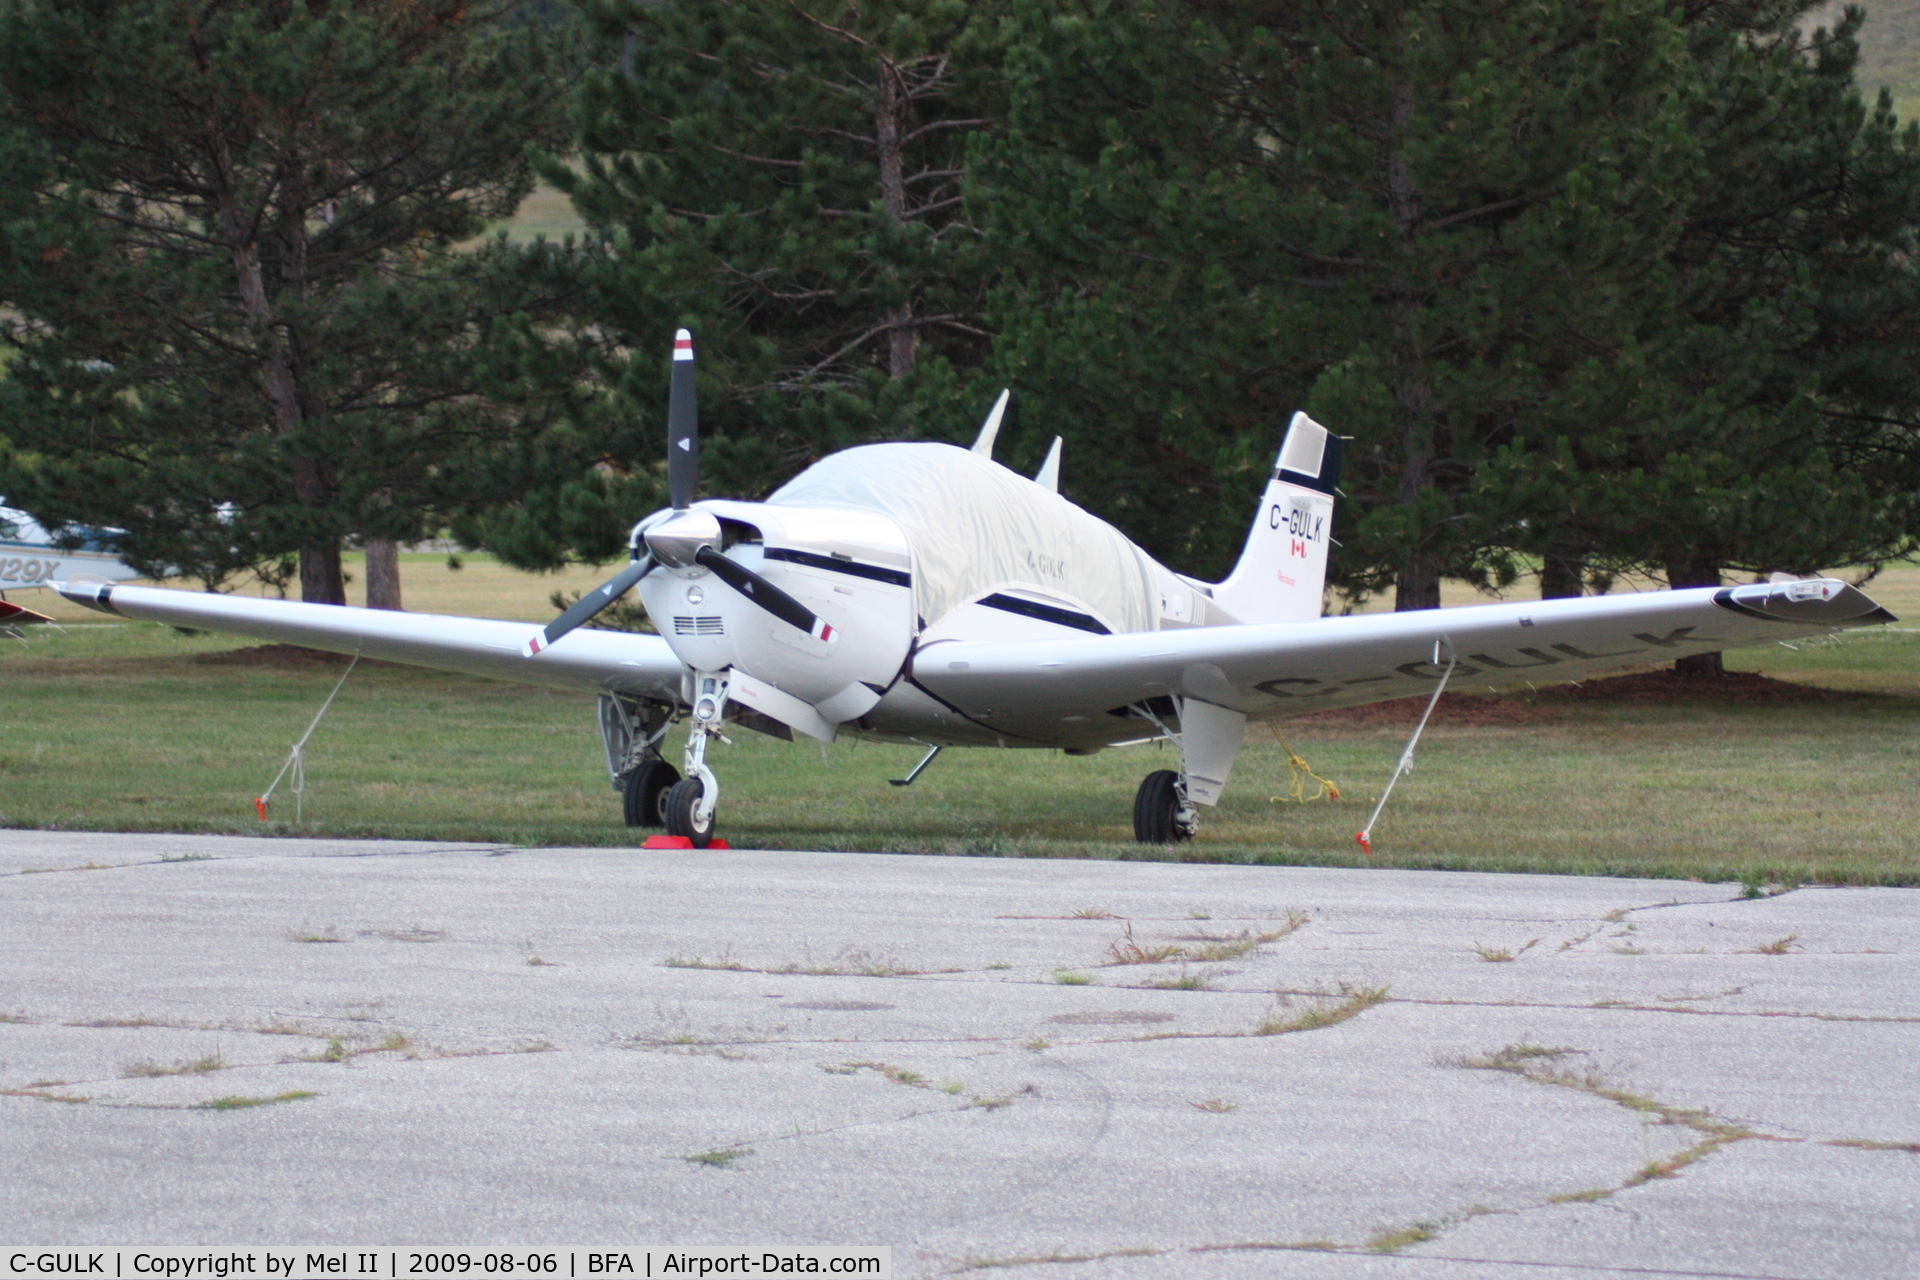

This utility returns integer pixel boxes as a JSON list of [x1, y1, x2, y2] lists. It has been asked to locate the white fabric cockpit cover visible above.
[[768, 443, 1161, 633]]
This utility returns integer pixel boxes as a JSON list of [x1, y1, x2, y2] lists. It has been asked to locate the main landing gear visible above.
[[622, 759, 680, 828], [1133, 769, 1197, 844], [602, 693, 680, 829]]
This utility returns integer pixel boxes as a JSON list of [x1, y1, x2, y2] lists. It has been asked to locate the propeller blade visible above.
[[523, 555, 655, 657], [668, 328, 698, 510], [693, 547, 836, 643]]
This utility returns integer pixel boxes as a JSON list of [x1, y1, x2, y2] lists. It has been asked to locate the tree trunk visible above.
[[1540, 552, 1585, 599], [364, 538, 402, 610], [210, 118, 345, 605], [1385, 81, 1439, 614], [300, 539, 346, 605], [1666, 557, 1724, 677], [1395, 552, 1442, 611], [875, 57, 917, 379]]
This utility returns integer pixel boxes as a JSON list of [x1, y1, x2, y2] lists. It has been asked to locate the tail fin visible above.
[[1210, 412, 1340, 624]]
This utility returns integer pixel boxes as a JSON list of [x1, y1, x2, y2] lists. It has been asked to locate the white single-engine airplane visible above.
[[2, 503, 146, 628], [53, 332, 1896, 845]]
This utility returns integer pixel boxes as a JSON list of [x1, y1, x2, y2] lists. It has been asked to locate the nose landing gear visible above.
[[664, 671, 730, 848]]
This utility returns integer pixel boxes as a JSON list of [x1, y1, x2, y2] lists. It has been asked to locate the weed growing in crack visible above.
[[662, 953, 746, 971], [1053, 970, 1093, 985], [4, 1088, 92, 1104], [197, 1091, 316, 1111], [253, 1020, 315, 1037], [1747, 935, 1801, 955], [1256, 984, 1389, 1036], [1367, 1221, 1440, 1252], [682, 1147, 752, 1170], [1070, 906, 1120, 919], [1191, 1098, 1238, 1113], [1140, 971, 1214, 991], [288, 929, 344, 943], [1738, 870, 1808, 899], [124, 1054, 225, 1078], [1106, 913, 1308, 967], [1472, 938, 1540, 962], [1105, 923, 1182, 965], [1456, 1042, 1757, 1193], [1367, 1206, 1499, 1255]]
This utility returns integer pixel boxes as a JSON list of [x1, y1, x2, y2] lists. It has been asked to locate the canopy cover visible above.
[[769, 443, 1162, 633]]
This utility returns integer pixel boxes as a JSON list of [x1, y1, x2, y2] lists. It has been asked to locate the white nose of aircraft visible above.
[[636, 497, 915, 714]]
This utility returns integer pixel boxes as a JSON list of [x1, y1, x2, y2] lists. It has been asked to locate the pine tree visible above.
[[551, 0, 1006, 505], [0, 0, 590, 602], [977, 0, 1693, 596], [1478, 3, 1920, 672]]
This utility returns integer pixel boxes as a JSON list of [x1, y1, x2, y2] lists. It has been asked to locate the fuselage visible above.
[[634, 443, 1215, 750], [0, 507, 142, 590]]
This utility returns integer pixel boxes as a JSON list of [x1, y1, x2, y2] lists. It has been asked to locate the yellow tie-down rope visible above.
[[1267, 723, 1341, 805]]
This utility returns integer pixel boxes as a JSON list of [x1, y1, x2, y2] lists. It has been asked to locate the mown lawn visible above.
[[3, 558, 1917, 885]]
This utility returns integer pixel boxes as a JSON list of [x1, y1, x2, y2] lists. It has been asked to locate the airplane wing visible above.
[[53, 582, 686, 702], [909, 579, 1895, 744], [1, 599, 53, 625]]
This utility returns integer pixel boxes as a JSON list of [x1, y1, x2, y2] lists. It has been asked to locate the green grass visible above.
[[5, 563, 1920, 884]]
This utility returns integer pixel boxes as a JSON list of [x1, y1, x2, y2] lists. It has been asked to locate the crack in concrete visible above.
[[1393, 995, 1917, 1024]]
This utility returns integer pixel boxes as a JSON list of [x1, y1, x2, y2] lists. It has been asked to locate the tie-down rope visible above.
[[256, 651, 360, 823], [1355, 641, 1457, 857]]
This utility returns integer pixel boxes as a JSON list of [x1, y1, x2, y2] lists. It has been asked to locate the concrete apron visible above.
[[2, 831, 1915, 1278]]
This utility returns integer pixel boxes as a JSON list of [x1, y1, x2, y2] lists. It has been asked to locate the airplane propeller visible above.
[[526, 328, 836, 658], [523, 553, 656, 657], [692, 546, 835, 643]]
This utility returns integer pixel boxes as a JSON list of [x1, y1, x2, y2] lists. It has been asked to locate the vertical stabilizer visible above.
[[1210, 412, 1341, 624]]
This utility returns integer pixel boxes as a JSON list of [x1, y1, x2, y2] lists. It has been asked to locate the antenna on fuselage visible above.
[[971, 389, 1010, 459], [1034, 436, 1062, 493]]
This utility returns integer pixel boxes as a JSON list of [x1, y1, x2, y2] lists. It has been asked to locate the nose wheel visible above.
[[661, 669, 729, 849], [663, 777, 716, 847]]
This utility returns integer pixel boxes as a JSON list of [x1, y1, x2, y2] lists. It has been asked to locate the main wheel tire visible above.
[[663, 777, 715, 848], [622, 759, 681, 828], [1133, 769, 1192, 844]]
